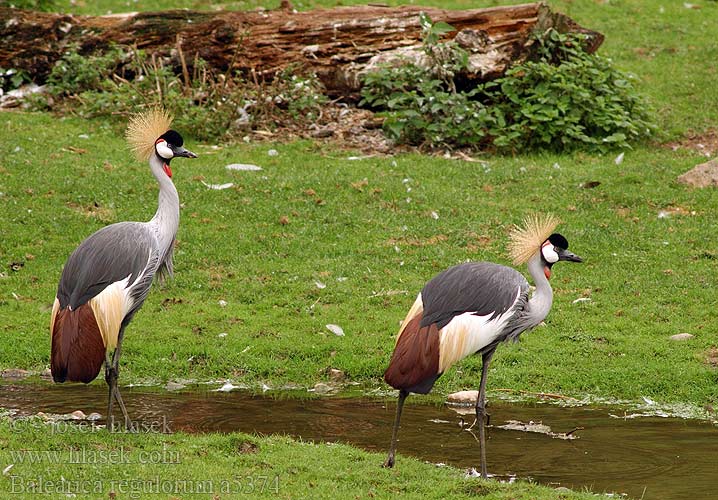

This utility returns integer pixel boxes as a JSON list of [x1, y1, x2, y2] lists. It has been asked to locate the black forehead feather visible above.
[[548, 233, 569, 249], [159, 130, 184, 147]]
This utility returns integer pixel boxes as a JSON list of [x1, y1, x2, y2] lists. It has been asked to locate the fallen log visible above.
[[0, 2, 603, 97]]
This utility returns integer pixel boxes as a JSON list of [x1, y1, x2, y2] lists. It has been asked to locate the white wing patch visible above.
[[395, 293, 424, 344], [49, 297, 60, 337], [438, 286, 522, 373], [88, 249, 153, 351], [89, 275, 132, 350]]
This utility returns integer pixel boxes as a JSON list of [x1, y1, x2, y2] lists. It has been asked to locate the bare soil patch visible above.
[[704, 347, 718, 368], [244, 104, 394, 155], [664, 129, 718, 158]]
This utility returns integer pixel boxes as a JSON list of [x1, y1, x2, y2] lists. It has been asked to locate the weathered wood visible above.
[[0, 3, 603, 96]]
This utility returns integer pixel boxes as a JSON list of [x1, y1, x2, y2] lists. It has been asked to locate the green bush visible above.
[[0, 67, 30, 92], [45, 46, 129, 95], [360, 19, 655, 153], [362, 64, 493, 148], [28, 46, 327, 142]]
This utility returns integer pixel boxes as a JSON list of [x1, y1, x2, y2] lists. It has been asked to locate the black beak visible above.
[[557, 248, 583, 263], [171, 145, 198, 159]]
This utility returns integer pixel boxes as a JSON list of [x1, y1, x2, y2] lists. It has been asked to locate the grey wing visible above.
[[420, 262, 529, 329], [155, 238, 175, 283], [57, 222, 161, 311]]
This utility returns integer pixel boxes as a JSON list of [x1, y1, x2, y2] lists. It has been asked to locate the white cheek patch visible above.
[[155, 140, 174, 159], [541, 243, 559, 263]]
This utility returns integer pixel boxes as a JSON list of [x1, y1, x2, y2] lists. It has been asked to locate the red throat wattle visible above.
[[163, 163, 172, 178], [544, 266, 551, 280]]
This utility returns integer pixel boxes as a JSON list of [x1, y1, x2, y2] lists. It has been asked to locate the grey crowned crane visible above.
[[382, 214, 582, 477], [50, 108, 196, 429]]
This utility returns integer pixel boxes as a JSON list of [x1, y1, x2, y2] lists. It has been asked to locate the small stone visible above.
[[328, 368, 345, 382], [165, 381, 186, 391], [268, 149, 279, 157], [677, 158, 718, 188], [70, 410, 86, 420], [669, 333, 694, 341], [226, 163, 262, 171], [326, 324, 344, 336], [201, 181, 234, 190], [1, 369, 31, 378], [87, 413, 102, 421], [464, 467, 481, 478], [312, 382, 332, 394], [216, 382, 239, 392], [446, 390, 479, 405], [218, 299, 228, 307]]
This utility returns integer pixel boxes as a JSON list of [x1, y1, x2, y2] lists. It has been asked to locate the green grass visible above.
[[0, 417, 601, 499], [2, 112, 718, 406]]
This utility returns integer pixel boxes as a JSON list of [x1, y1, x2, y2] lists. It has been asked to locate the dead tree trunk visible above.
[[0, 2, 603, 96]]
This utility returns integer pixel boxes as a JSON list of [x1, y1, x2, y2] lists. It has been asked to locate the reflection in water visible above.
[[1, 382, 717, 500]]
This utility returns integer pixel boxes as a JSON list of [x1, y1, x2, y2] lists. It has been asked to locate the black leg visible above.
[[476, 348, 496, 479], [104, 330, 134, 432], [104, 354, 115, 430], [383, 390, 409, 468]]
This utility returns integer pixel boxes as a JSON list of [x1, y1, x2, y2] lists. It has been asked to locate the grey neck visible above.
[[148, 153, 179, 252], [525, 252, 554, 327]]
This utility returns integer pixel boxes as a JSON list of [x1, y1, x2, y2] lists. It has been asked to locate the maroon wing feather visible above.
[[384, 313, 441, 395], [51, 303, 106, 384]]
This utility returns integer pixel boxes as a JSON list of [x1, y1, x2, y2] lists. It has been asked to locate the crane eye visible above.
[[541, 243, 559, 264], [155, 140, 173, 159]]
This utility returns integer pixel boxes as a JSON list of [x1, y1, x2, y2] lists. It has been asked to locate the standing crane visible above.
[[50, 108, 197, 429], [382, 214, 582, 477]]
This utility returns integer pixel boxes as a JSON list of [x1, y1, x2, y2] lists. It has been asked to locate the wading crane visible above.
[[383, 214, 582, 477], [50, 108, 197, 429]]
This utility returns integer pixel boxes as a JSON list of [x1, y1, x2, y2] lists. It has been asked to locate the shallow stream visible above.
[[1, 382, 716, 499]]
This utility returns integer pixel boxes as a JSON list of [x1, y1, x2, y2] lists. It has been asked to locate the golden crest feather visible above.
[[508, 213, 560, 265], [126, 108, 173, 162]]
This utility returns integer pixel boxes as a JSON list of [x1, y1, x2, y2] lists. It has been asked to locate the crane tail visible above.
[[384, 313, 441, 395], [50, 301, 106, 384]]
